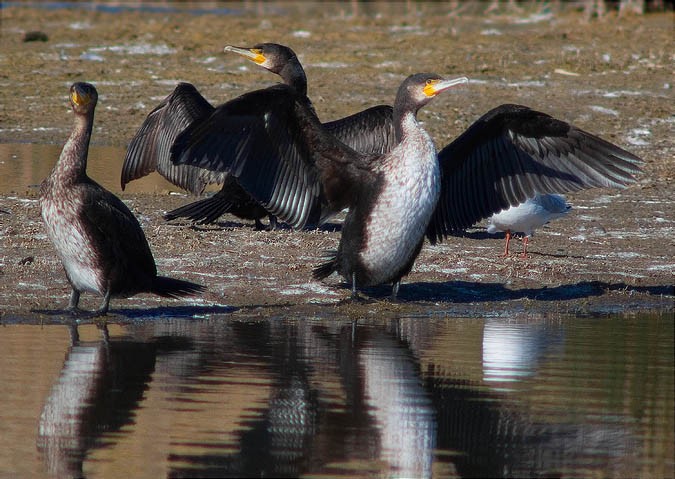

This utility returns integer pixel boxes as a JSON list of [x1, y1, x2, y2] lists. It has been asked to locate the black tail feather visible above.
[[152, 276, 206, 298], [312, 250, 338, 280], [164, 195, 233, 224]]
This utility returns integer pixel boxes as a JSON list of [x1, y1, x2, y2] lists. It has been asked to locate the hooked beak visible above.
[[224, 45, 266, 64], [423, 76, 469, 97]]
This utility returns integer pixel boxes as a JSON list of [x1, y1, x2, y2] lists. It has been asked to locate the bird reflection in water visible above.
[[36, 323, 164, 478], [481, 319, 565, 388], [359, 329, 436, 477], [35, 318, 642, 478]]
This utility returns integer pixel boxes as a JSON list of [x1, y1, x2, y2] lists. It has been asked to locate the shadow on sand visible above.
[[354, 280, 674, 304]]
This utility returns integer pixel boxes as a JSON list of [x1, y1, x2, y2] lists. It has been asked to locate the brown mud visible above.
[[0, 3, 673, 321]]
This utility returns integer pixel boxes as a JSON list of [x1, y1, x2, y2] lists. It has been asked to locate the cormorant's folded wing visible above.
[[81, 182, 157, 278]]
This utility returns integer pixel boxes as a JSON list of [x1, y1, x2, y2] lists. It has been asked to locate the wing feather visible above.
[[80, 181, 157, 283], [427, 104, 643, 242], [323, 105, 396, 155], [121, 83, 224, 194], [171, 84, 373, 229]]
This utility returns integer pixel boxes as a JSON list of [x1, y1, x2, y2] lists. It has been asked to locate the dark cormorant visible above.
[[171, 73, 643, 299], [122, 43, 392, 229], [162, 43, 395, 227], [40, 82, 205, 316]]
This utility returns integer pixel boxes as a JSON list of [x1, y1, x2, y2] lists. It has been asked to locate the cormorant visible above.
[[486, 193, 572, 257], [171, 73, 643, 299], [163, 43, 395, 227], [40, 82, 205, 316]]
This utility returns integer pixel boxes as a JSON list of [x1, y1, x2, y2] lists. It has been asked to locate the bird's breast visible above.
[[40, 189, 103, 294], [358, 136, 440, 283]]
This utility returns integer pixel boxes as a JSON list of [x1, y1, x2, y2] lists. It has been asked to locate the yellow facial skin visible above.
[[71, 89, 90, 106], [224, 45, 266, 64], [423, 77, 469, 97], [423, 79, 442, 97], [249, 48, 266, 64]]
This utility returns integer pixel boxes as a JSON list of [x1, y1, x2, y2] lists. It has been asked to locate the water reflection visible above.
[[27, 315, 673, 478], [361, 329, 436, 478], [0, 143, 179, 194], [482, 320, 564, 388], [36, 323, 180, 478]]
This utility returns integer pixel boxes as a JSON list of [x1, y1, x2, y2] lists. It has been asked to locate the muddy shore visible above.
[[0, 3, 673, 321]]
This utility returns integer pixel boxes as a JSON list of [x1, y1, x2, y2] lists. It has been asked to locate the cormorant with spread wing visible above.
[[123, 43, 394, 229], [171, 74, 642, 298]]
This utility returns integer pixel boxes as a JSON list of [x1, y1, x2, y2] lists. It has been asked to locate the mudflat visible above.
[[0, 3, 673, 320]]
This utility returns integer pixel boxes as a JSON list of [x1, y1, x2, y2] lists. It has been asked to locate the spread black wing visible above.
[[323, 105, 396, 155], [171, 84, 377, 229], [121, 82, 225, 194], [427, 104, 643, 243]]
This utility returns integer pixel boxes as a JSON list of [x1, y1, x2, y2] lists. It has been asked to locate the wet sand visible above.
[[0, 3, 673, 320]]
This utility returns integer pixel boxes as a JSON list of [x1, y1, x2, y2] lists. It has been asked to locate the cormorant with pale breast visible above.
[[122, 43, 394, 229], [40, 82, 205, 316], [171, 74, 642, 299]]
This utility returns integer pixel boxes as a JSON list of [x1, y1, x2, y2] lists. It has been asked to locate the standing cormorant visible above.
[[162, 43, 395, 227], [40, 82, 205, 316], [486, 193, 572, 257], [122, 43, 393, 229], [172, 73, 466, 297], [171, 73, 642, 299]]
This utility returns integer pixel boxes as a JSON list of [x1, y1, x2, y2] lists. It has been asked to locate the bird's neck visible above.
[[280, 63, 307, 97], [53, 113, 93, 183], [393, 107, 420, 144]]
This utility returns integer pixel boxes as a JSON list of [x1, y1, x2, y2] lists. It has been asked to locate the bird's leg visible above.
[[502, 230, 512, 257], [93, 289, 111, 317], [351, 273, 360, 300], [267, 214, 278, 231], [67, 289, 81, 314], [254, 218, 265, 230], [520, 236, 530, 258]]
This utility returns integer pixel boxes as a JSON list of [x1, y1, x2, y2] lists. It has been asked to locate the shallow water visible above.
[[1, 3, 673, 478], [0, 143, 180, 195], [0, 313, 672, 478], [1, 1, 243, 16]]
